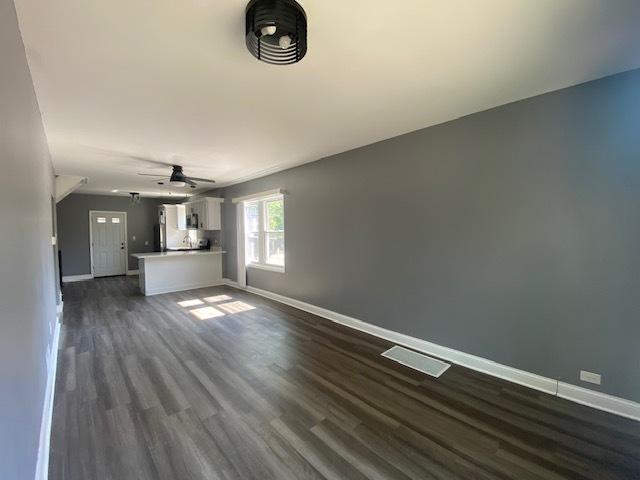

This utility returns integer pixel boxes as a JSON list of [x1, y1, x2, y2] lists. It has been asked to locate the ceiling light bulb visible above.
[[278, 35, 292, 49], [111, 189, 118, 193], [261, 25, 276, 36]]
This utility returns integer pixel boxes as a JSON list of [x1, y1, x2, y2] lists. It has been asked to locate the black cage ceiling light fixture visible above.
[[245, 0, 307, 65]]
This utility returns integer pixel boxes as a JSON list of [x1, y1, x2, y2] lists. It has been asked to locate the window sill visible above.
[[247, 263, 285, 273]]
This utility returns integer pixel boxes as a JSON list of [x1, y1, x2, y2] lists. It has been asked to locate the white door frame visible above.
[[89, 210, 128, 277]]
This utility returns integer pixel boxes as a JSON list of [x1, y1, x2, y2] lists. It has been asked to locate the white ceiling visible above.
[[15, 0, 640, 197]]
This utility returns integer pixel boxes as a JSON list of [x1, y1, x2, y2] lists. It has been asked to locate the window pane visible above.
[[97, 217, 106, 223], [245, 203, 259, 233], [266, 232, 285, 266], [265, 199, 284, 232], [246, 232, 259, 263], [111, 217, 120, 223]]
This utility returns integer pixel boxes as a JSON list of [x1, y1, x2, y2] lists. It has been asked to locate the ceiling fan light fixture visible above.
[[246, 0, 307, 65], [139, 164, 215, 188], [168, 165, 187, 187]]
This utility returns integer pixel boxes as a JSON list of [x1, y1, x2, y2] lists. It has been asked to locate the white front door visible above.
[[91, 211, 126, 277]]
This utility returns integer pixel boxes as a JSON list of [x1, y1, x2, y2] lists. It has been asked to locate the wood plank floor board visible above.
[[437, 369, 640, 461], [271, 415, 372, 480], [346, 421, 454, 480], [310, 418, 414, 480], [50, 276, 640, 479], [241, 409, 328, 480]]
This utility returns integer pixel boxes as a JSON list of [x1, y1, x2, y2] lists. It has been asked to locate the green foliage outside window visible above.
[[267, 200, 284, 231]]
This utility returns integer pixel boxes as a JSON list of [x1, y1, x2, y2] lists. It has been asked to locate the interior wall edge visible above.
[[1, 0, 60, 477]]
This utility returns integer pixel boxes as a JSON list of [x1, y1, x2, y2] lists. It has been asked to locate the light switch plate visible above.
[[580, 370, 601, 385]]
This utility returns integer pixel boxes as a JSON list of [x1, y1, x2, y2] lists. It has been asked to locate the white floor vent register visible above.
[[382, 346, 451, 378]]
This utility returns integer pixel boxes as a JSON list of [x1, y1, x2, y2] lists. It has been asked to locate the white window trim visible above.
[[247, 262, 285, 273], [244, 193, 285, 273], [233, 188, 285, 204]]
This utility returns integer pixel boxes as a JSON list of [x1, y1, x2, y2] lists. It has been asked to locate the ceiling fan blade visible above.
[[128, 156, 172, 167], [138, 173, 169, 177], [188, 177, 216, 183], [77, 145, 172, 167], [184, 178, 197, 186]]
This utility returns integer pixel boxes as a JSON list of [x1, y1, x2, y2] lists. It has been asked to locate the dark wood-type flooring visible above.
[[50, 276, 640, 479]]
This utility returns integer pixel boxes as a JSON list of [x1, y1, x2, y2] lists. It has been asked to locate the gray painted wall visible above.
[[0, 0, 58, 477], [57, 194, 177, 275], [218, 68, 640, 403]]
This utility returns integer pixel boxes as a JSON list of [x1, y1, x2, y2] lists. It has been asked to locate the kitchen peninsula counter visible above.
[[131, 249, 226, 295]]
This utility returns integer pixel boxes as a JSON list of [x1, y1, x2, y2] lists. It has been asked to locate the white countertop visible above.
[[131, 250, 226, 259]]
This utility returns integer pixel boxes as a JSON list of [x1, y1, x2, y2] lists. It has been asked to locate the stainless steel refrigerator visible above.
[[157, 204, 187, 251]]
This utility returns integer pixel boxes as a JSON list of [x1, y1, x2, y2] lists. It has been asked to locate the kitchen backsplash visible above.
[[198, 229, 221, 247]]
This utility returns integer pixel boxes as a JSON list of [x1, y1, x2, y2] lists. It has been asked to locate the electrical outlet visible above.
[[580, 370, 601, 385], [144, 240, 149, 245], [132, 235, 136, 241]]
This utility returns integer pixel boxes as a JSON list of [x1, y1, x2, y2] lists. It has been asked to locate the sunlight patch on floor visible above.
[[178, 299, 204, 307], [204, 295, 233, 303], [217, 301, 255, 314], [190, 306, 225, 320]]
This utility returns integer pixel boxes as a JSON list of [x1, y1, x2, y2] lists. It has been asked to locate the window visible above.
[[244, 195, 285, 272], [111, 217, 121, 223], [96, 217, 106, 223], [186, 229, 198, 245]]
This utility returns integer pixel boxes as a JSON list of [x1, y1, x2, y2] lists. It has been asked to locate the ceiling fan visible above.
[[138, 165, 215, 189]]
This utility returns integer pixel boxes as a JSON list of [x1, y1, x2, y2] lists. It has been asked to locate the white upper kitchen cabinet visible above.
[[201, 197, 223, 230], [194, 201, 204, 229], [182, 197, 223, 230], [176, 204, 187, 230]]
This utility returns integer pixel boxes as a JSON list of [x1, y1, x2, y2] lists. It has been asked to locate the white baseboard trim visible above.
[[145, 280, 227, 296], [558, 382, 640, 422], [224, 279, 639, 422], [236, 284, 557, 395], [61, 274, 93, 283], [35, 318, 61, 480], [62, 272, 139, 281]]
